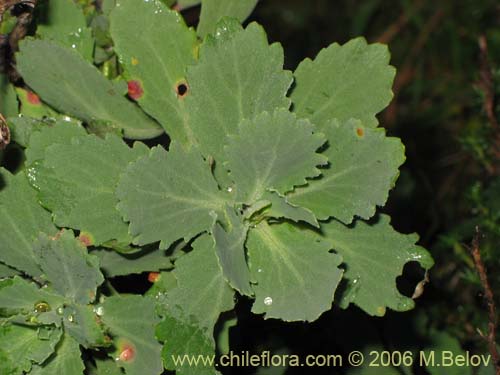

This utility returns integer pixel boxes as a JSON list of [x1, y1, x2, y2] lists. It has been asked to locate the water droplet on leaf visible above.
[[264, 297, 273, 306], [34, 301, 50, 313]]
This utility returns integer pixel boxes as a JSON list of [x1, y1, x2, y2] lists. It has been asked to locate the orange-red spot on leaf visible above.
[[148, 272, 160, 283], [128, 80, 144, 100], [78, 233, 94, 247], [356, 127, 364, 137], [118, 341, 136, 362], [27, 91, 41, 105]]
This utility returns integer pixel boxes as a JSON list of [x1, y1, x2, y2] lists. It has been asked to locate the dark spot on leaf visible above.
[[27, 91, 41, 105], [127, 80, 144, 100], [175, 81, 189, 98], [108, 89, 116, 96], [356, 127, 364, 137]]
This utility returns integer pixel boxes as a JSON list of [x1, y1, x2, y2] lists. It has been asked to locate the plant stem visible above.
[[469, 227, 500, 375]]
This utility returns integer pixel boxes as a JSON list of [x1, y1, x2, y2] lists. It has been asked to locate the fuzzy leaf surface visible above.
[[197, 0, 258, 37], [0, 276, 64, 316], [110, 0, 198, 145], [291, 37, 395, 129], [0, 169, 57, 277], [94, 247, 173, 277], [100, 295, 163, 375], [29, 134, 148, 245], [166, 235, 234, 332], [261, 191, 319, 227], [224, 109, 327, 203], [157, 314, 218, 375], [185, 20, 292, 168], [247, 222, 343, 321], [321, 215, 434, 316], [29, 334, 84, 375], [16, 39, 163, 139], [36, 0, 94, 60], [117, 143, 226, 249], [0, 324, 62, 373], [213, 208, 252, 296], [25, 119, 86, 165], [289, 119, 405, 223], [34, 231, 104, 304]]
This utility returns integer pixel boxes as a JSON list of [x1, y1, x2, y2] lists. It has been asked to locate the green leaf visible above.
[[0, 276, 64, 316], [166, 235, 234, 332], [0, 348, 16, 375], [185, 20, 292, 170], [29, 334, 85, 375], [93, 358, 124, 375], [290, 37, 395, 129], [29, 134, 148, 245], [261, 191, 319, 227], [177, 0, 200, 10], [33, 231, 104, 304], [247, 221, 343, 321], [110, 0, 198, 145], [25, 119, 86, 165], [61, 304, 107, 348], [0, 324, 62, 373], [197, 0, 258, 37], [0, 75, 18, 117], [0, 168, 57, 277], [156, 314, 218, 375], [36, 0, 94, 60], [100, 295, 163, 375], [7, 117, 65, 148], [213, 208, 252, 296], [16, 39, 163, 139], [321, 215, 434, 316], [224, 109, 327, 203], [117, 143, 226, 249], [94, 246, 173, 277], [0, 263, 19, 279], [288, 119, 405, 223]]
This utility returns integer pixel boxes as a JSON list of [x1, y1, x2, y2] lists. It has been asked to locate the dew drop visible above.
[[264, 297, 273, 306], [227, 187, 233, 193], [67, 314, 75, 323], [56, 307, 64, 315], [71, 44, 77, 49], [93, 306, 104, 317], [257, 268, 263, 273], [34, 301, 50, 313]]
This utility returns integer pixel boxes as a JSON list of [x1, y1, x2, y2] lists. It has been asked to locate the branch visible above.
[[477, 35, 500, 165], [0, 113, 10, 150], [469, 227, 500, 374]]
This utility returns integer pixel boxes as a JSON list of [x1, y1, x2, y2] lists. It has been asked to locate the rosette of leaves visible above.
[[0, 0, 433, 374]]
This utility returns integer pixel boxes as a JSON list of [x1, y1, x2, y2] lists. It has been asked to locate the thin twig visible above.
[[477, 35, 500, 165], [469, 227, 500, 374], [375, 0, 424, 44]]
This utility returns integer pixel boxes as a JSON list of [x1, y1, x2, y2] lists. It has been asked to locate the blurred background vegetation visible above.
[[240, 1, 500, 374], [1, 0, 500, 373]]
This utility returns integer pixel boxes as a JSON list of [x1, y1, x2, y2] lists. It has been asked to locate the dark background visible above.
[[211, 1, 500, 374]]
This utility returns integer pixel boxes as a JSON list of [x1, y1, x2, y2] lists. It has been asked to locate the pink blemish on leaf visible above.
[[78, 232, 94, 247], [117, 340, 136, 362], [27, 91, 41, 105], [148, 272, 160, 283], [127, 80, 144, 100]]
